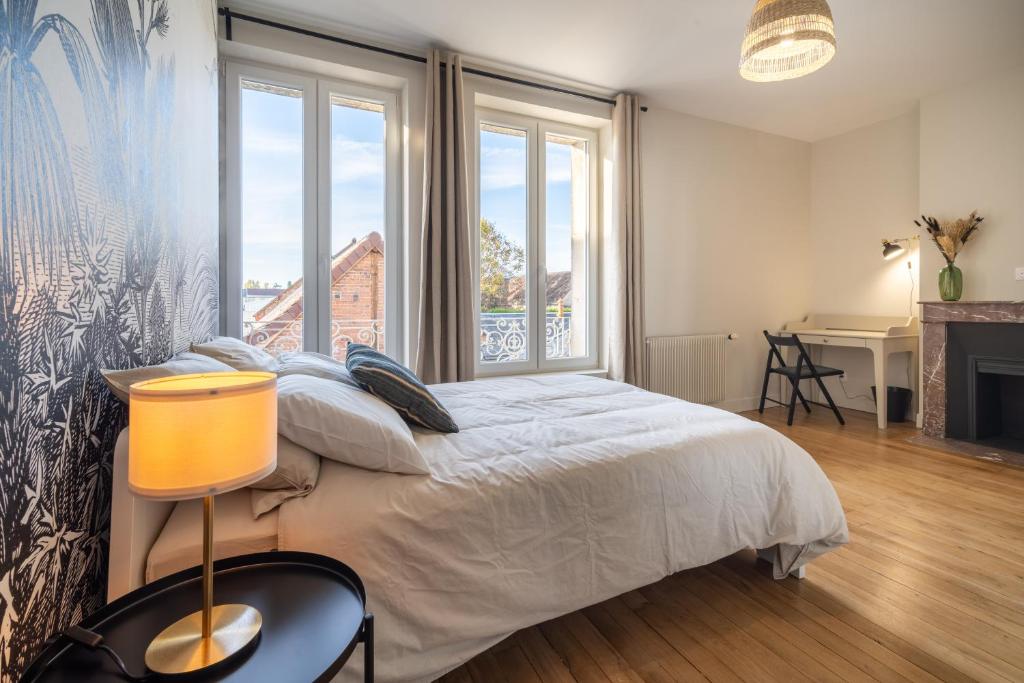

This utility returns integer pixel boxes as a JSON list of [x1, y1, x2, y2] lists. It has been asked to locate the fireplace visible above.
[[922, 303, 1024, 464]]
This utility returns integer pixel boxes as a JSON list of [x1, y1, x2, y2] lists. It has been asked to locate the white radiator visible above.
[[645, 334, 729, 404]]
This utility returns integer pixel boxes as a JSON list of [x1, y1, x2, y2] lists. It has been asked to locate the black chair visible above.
[[758, 331, 845, 426]]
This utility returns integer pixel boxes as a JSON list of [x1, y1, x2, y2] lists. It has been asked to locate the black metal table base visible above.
[[361, 613, 374, 683]]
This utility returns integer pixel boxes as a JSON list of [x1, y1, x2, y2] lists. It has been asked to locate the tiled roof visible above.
[[253, 232, 384, 328]]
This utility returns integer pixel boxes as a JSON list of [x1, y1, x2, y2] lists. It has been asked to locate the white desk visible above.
[[780, 315, 920, 429]]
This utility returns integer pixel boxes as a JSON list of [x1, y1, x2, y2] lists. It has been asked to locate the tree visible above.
[[479, 219, 524, 311]]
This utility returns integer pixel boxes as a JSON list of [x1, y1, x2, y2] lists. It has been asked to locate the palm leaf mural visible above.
[[0, 1, 218, 679]]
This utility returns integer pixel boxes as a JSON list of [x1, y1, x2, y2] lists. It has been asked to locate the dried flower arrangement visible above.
[[914, 212, 984, 265]]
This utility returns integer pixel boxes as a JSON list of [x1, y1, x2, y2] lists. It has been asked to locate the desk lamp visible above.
[[129, 372, 277, 675]]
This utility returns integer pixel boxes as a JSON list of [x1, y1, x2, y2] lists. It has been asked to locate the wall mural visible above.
[[0, 0, 218, 678]]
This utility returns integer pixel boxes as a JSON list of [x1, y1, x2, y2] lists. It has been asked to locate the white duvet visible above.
[[277, 374, 848, 682]]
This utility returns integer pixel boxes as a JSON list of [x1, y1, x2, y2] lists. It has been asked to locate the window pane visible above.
[[545, 134, 588, 359], [240, 80, 304, 355], [479, 124, 529, 364], [329, 96, 386, 361]]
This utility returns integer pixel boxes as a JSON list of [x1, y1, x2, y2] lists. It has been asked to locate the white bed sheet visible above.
[[277, 374, 848, 682], [147, 489, 278, 582]]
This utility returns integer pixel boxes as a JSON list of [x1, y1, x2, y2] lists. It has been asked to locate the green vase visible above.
[[938, 263, 963, 302]]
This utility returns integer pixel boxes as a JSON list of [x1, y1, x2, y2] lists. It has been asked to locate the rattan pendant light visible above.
[[739, 0, 837, 82]]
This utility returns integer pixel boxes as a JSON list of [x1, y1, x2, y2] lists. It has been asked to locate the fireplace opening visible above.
[[968, 357, 1024, 454], [945, 321, 1024, 455]]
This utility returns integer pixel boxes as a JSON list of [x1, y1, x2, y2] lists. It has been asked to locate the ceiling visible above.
[[233, 0, 1024, 142]]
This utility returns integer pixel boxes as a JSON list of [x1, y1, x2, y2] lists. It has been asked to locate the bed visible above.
[[109, 373, 848, 683]]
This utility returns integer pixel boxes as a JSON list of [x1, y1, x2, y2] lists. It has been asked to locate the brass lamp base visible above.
[[145, 603, 262, 675]]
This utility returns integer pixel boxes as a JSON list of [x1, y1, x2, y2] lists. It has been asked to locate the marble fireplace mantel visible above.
[[921, 301, 1024, 437]]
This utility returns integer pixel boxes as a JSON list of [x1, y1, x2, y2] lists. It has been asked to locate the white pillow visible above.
[[277, 375, 429, 475], [101, 352, 236, 403], [191, 336, 279, 372], [250, 436, 321, 518], [276, 351, 358, 388]]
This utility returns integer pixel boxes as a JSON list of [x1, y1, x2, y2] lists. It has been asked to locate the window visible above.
[[225, 63, 401, 361], [476, 109, 598, 374]]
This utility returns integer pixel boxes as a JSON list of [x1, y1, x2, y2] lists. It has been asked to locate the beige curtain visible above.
[[608, 93, 646, 387], [416, 50, 475, 384]]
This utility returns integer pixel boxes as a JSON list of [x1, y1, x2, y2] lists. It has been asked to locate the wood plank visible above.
[[631, 586, 759, 683], [437, 665, 475, 683], [707, 557, 930, 682], [514, 628, 577, 683], [537, 619, 615, 683], [809, 558, 1024, 681], [683, 567, 872, 682], [650, 576, 814, 683], [584, 598, 706, 682], [557, 612, 647, 683], [466, 649, 512, 683]]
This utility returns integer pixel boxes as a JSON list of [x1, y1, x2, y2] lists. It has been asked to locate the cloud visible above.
[[480, 151, 526, 191], [480, 144, 576, 190], [332, 138, 385, 184], [243, 127, 302, 157], [545, 143, 573, 183], [547, 166, 572, 184]]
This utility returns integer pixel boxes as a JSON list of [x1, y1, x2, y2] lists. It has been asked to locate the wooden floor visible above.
[[440, 407, 1024, 682]]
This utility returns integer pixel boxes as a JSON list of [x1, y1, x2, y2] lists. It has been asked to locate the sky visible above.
[[240, 86, 578, 292], [479, 129, 577, 286], [241, 86, 385, 289]]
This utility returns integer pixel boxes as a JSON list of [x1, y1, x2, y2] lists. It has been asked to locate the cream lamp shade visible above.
[[129, 372, 277, 500], [739, 0, 837, 82]]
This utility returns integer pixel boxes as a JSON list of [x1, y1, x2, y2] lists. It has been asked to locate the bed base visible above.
[[109, 429, 175, 601], [756, 548, 807, 579]]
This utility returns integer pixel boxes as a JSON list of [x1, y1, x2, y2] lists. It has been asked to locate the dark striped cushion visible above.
[[345, 344, 459, 433]]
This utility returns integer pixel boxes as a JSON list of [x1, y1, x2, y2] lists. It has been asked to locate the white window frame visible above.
[[224, 61, 403, 360], [473, 107, 599, 377]]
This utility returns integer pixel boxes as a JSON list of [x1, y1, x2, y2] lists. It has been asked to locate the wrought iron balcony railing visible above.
[[242, 314, 573, 365], [243, 319, 385, 360], [480, 312, 572, 363]]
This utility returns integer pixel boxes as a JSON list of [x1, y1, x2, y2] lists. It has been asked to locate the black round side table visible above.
[[21, 552, 373, 683]]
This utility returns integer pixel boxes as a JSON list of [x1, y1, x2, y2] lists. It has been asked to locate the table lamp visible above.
[[129, 371, 277, 675]]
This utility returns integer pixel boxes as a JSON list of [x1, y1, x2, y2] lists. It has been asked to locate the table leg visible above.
[[363, 613, 374, 683], [909, 345, 919, 426], [868, 341, 888, 429]]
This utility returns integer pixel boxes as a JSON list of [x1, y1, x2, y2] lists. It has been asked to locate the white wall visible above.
[[807, 110, 920, 415], [642, 107, 812, 411], [806, 65, 1024, 420], [919, 65, 1024, 302]]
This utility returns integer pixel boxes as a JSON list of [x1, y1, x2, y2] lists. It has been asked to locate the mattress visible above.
[[146, 488, 278, 582]]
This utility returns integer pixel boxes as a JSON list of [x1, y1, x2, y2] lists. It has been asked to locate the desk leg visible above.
[[909, 345, 919, 425], [363, 612, 374, 683], [868, 341, 888, 429]]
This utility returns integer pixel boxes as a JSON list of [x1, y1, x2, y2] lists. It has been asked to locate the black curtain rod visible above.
[[218, 7, 647, 111]]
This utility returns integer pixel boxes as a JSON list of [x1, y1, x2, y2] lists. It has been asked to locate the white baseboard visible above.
[[712, 395, 918, 424], [714, 397, 761, 413]]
